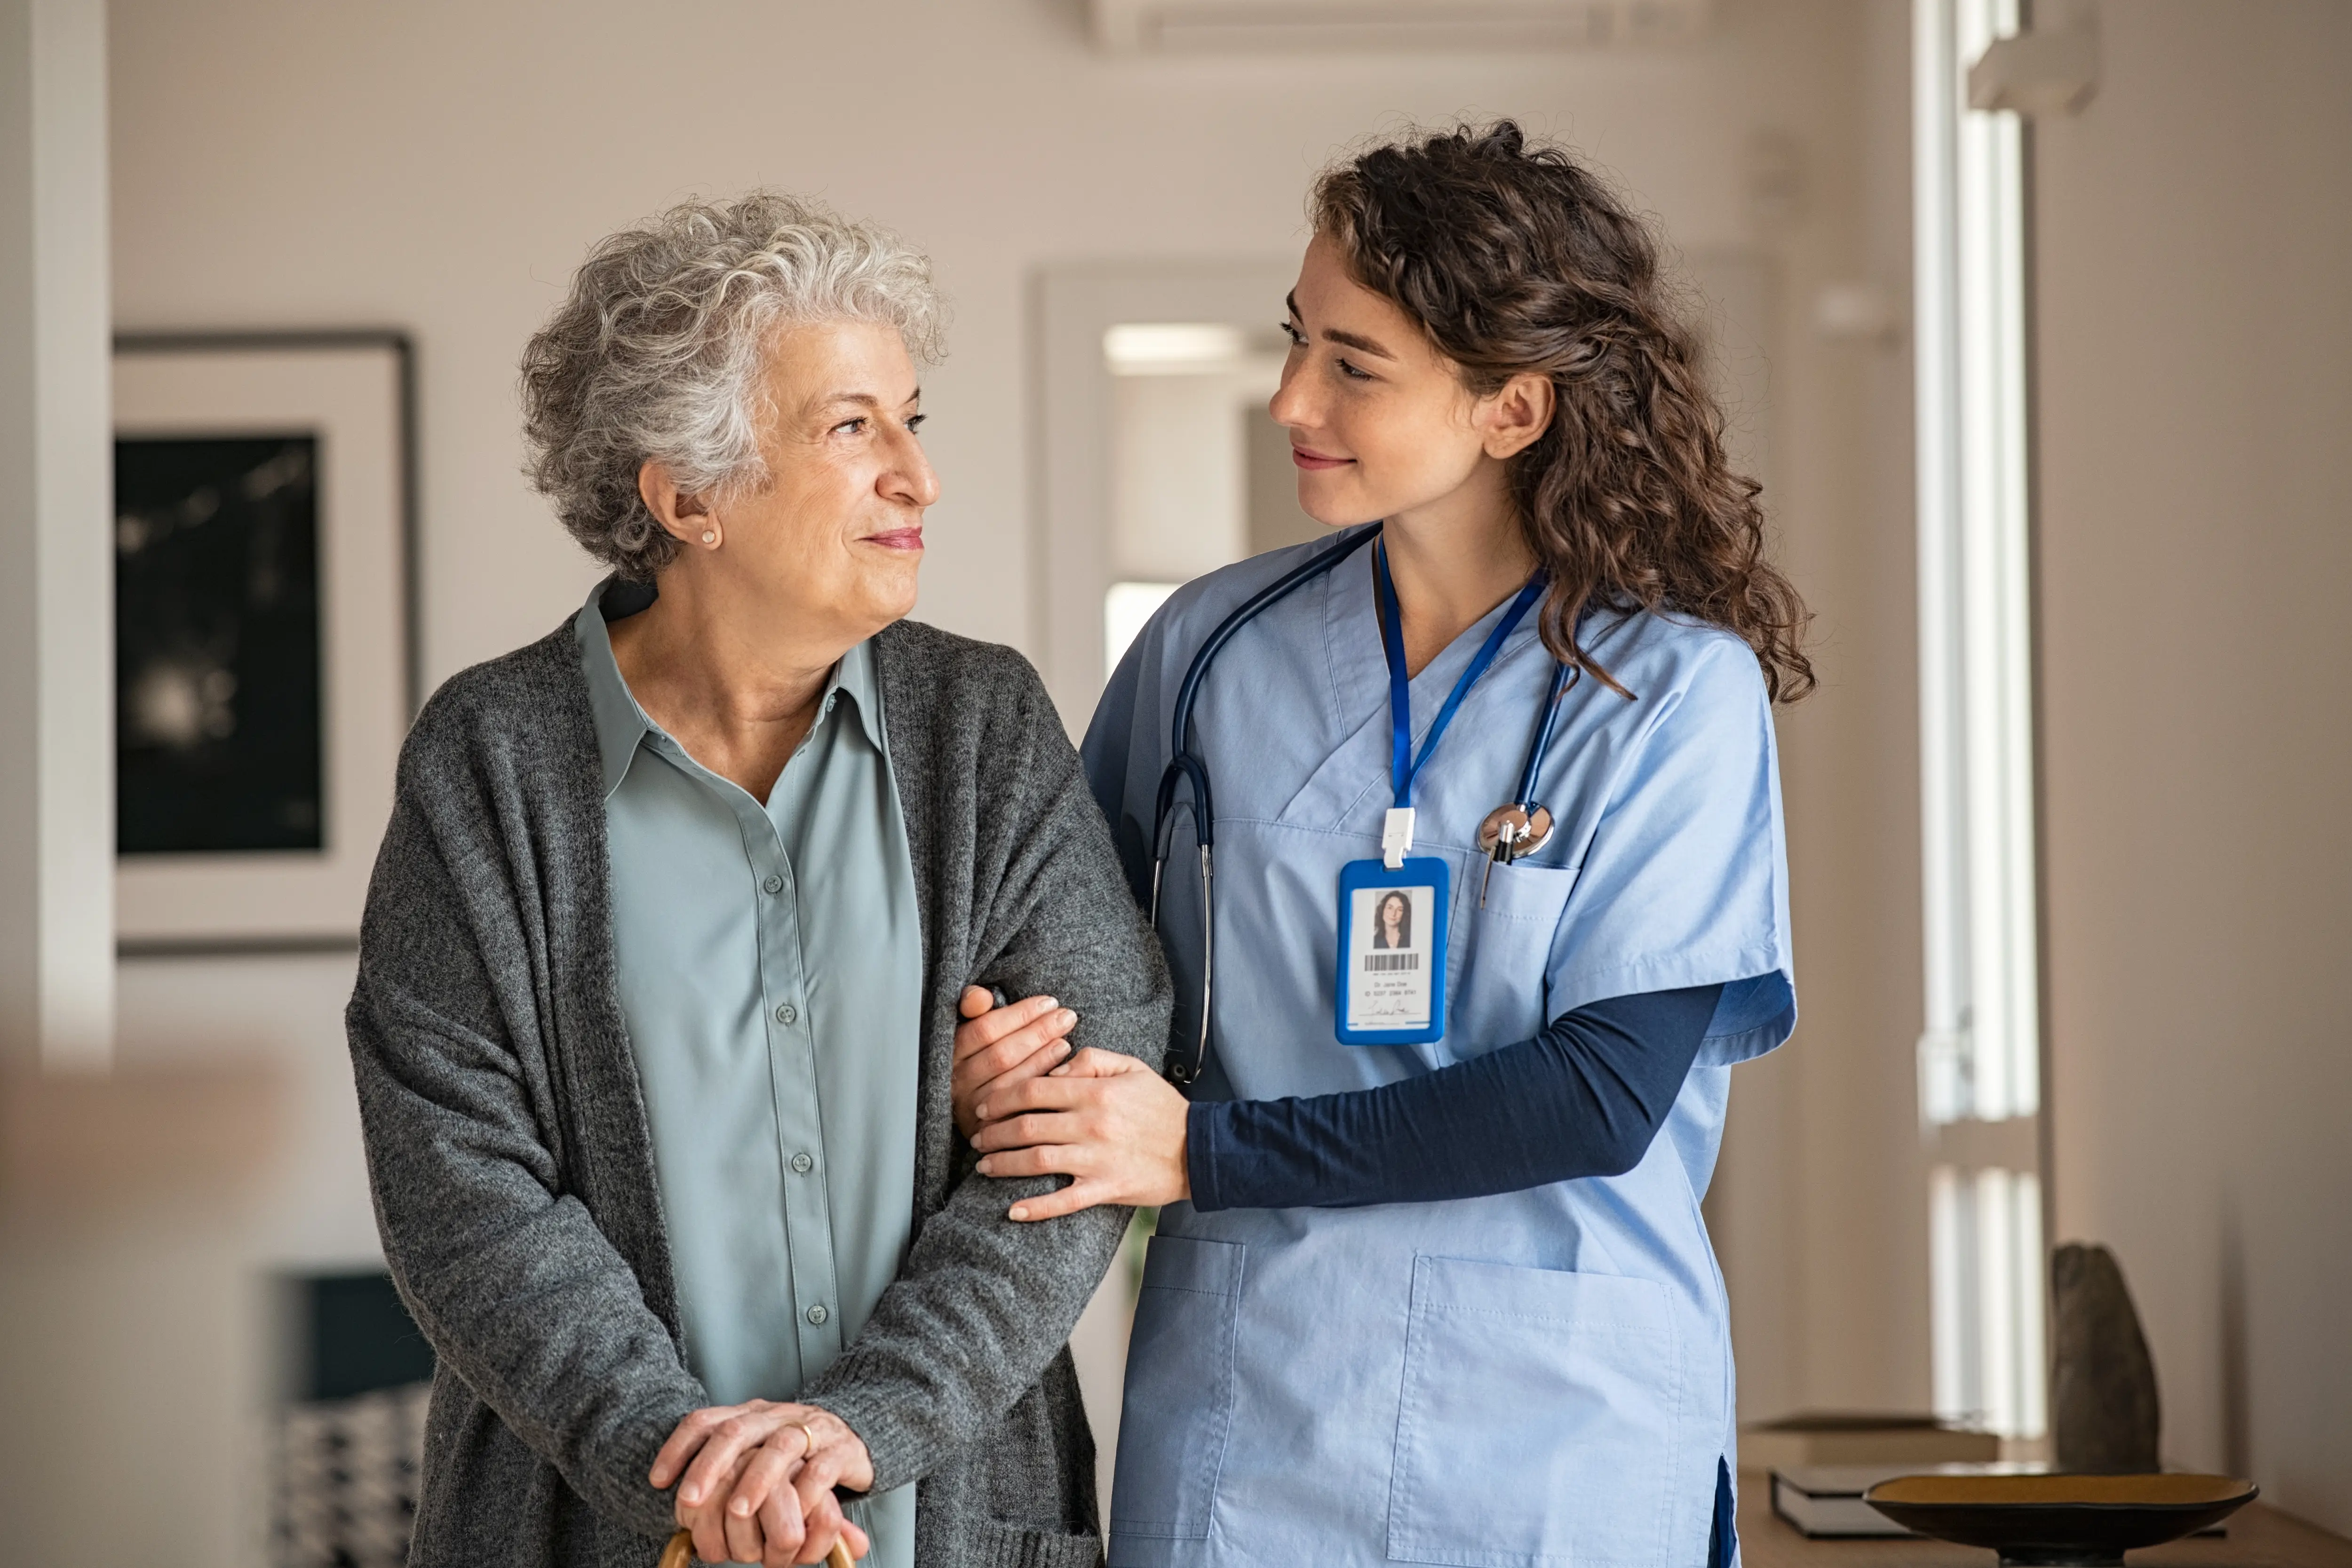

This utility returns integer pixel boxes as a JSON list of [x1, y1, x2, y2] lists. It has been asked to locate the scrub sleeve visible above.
[[1186, 981, 1724, 1210]]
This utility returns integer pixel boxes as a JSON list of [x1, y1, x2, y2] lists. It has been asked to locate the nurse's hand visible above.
[[952, 986, 1080, 1140], [969, 1048, 1191, 1220]]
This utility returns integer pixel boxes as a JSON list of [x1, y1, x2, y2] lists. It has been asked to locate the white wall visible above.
[[110, 0, 1883, 681], [2032, 1, 2352, 1531], [66, 0, 1933, 1557]]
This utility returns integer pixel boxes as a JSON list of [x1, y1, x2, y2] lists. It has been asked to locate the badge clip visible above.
[[1382, 806, 1415, 869]]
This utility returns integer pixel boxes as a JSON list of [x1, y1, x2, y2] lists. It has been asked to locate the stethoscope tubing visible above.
[[1517, 660, 1574, 807], [1150, 527, 1379, 1082]]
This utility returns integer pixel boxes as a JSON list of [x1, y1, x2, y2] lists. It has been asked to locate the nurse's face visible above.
[[1269, 234, 1549, 530]]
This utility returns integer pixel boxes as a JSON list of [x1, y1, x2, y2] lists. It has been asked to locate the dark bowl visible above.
[[1863, 1473, 2258, 1567]]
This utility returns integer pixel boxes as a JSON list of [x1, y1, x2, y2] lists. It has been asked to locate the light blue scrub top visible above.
[[1083, 528, 1796, 1568], [577, 587, 920, 1568]]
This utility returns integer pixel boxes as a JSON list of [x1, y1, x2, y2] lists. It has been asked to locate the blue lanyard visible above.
[[1373, 541, 1546, 812]]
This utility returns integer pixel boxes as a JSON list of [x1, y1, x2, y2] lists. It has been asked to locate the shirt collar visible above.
[[575, 584, 654, 799], [573, 578, 886, 799], [828, 637, 888, 755]]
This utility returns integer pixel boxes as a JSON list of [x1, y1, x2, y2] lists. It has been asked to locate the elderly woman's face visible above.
[[711, 318, 937, 638]]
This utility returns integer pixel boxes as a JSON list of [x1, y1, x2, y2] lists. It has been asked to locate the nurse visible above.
[[959, 120, 1812, 1568]]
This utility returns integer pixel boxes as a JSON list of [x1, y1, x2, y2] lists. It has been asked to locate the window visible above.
[[1038, 266, 1335, 723], [1912, 0, 2047, 1440], [1104, 580, 1179, 677], [1097, 317, 1312, 679]]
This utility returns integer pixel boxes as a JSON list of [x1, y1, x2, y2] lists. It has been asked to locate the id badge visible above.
[[1334, 855, 1449, 1045]]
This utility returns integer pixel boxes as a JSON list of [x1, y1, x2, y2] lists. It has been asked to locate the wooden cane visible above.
[[661, 1528, 854, 1568]]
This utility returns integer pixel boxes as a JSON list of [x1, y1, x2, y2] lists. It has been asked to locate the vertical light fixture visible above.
[[0, 0, 116, 1071], [1914, 0, 2046, 1439]]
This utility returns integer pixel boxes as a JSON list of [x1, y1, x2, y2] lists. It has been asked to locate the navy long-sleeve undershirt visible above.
[[1185, 982, 1724, 1212]]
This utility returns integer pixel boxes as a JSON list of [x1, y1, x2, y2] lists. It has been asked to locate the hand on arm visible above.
[[949, 987, 1079, 1140], [969, 1047, 1192, 1221], [652, 1401, 874, 1565], [969, 984, 1725, 1218]]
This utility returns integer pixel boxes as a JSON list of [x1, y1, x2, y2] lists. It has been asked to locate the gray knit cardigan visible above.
[[345, 612, 1170, 1568]]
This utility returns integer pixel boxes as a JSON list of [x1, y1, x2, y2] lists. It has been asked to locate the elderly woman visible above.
[[346, 193, 1167, 1568]]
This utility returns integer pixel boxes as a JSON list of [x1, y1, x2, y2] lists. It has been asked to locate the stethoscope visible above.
[[1148, 523, 1575, 1085]]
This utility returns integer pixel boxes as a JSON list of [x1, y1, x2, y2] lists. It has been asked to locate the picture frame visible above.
[[112, 331, 417, 955]]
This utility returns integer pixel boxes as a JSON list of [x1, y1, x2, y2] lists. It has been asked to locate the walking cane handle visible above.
[[660, 1528, 854, 1568]]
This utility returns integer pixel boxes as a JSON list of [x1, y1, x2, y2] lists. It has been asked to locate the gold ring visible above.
[[795, 1420, 819, 1460]]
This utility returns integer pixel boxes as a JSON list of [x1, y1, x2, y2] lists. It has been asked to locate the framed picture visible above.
[[112, 332, 417, 954]]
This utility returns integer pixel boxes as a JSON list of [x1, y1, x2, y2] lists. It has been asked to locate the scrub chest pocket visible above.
[[1386, 1256, 1682, 1568], [1449, 860, 1579, 1049], [1112, 1235, 1246, 1542]]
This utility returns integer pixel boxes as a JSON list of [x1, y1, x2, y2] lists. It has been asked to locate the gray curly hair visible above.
[[521, 191, 947, 579]]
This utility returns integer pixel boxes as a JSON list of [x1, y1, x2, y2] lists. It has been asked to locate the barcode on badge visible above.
[[1363, 952, 1420, 973]]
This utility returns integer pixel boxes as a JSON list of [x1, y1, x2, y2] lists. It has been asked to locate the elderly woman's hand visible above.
[[652, 1401, 873, 1565], [969, 1047, 1192, 1220], [951, 987, 1079, 1140]]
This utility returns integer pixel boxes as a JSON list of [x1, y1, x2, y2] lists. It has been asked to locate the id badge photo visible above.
[[1334, 855, 1449, 1046]]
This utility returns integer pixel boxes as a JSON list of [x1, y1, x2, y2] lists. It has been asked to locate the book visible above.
[[1771, 1463, 2051, 1538], [1740, 1412, 2003, 1473]]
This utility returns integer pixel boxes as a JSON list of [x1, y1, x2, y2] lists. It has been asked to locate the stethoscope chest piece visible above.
[[1478, 804, 1554, 863], [1478, 803, 1555, 909]]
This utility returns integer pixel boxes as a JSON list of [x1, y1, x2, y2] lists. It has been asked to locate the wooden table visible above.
[[1738, 1479, 2352, 1568]]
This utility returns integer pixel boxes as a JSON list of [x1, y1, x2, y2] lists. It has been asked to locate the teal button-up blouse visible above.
[[576, 584, 920, 1567]]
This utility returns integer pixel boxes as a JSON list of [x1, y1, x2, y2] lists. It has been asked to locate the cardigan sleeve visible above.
[[798, 644, 1173, 1495], [346, 720, 704, 1542]]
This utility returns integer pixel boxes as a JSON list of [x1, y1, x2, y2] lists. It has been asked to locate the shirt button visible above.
[[775, 1003, 798, 1026], [790, 1152, 814, 1174], [762, 874, 784, 895], [805, 1303, 830, 1326]]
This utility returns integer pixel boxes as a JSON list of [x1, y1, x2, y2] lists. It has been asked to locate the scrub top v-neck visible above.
[[1084, 526, 1796, 1568]]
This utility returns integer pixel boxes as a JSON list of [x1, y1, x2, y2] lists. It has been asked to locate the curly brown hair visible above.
[[1311, 121, 1814, 701]]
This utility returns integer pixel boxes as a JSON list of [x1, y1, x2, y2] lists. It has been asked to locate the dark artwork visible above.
[[2051, 1241, 2163, 1472], [294, 1270, 435, 1401], [278, 1271, 432, 1568], [115, 435, 324, 854]]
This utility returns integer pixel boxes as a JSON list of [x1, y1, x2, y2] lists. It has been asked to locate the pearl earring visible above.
[[701, 530, 717, 545]]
